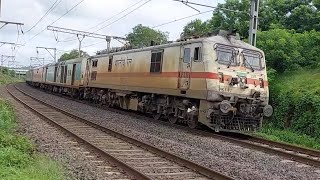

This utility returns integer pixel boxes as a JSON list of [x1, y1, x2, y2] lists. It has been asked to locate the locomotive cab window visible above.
[[150, 50, 163, 73], [194, 47, 201, 61], [242, 50, 263, 70], [92, 60, 98, 67], [183, 48, 191, 63], [215, 45, 238, 66]]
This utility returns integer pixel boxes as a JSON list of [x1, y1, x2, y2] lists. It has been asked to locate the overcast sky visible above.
[[0, 0, 224, 67]]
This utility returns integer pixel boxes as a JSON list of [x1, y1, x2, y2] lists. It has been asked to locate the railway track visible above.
[[7, 84, 233, 180], [40, 82, 319, 169], [209, 132, 320, 168]]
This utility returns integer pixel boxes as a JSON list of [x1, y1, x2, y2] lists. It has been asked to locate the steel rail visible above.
[[20, 83, 320, 169], [241, 134, 320, 158], [207, 133, 320, 168], [6, 84, 150, 180], [9, 84, 233, 180]]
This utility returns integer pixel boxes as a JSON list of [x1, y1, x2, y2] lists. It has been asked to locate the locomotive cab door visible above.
[[84, 59, 91, 86], [71, 64, 76, 86], [178, 44, 192, 90]]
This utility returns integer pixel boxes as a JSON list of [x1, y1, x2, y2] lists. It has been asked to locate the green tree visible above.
[[257, 29, 320, 72], [208, 0, 250, 38], [198, 0, 319, 38], [126, 24, 168, 47], [257, 29, 305, 72], [58, 50, 89, 62], [313, 0, 320, 9], [284, 4, 320, 32], [181, 19, 210, 37]]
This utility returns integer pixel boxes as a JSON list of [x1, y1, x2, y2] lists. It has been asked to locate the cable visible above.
[[24, 0, 61, 34], [59, 0, 148, 43], [172, 0, 248, 14], [13, 0, 85, 60], [27, 0, 86, 42], [152, 9, 214, 28], [94, 0, 151, 33], [89, 0, 146, 31]]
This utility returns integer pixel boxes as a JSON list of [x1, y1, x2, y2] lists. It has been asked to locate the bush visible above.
[[0, 100, 65, 179], [267, 68, 320, 138]]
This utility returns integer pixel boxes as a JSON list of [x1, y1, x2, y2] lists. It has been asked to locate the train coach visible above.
[[26, 32, 273, 132]]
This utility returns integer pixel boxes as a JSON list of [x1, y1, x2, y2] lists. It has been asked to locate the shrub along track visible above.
[[7, 84, 233, 180], [18, 83, 320, 170]]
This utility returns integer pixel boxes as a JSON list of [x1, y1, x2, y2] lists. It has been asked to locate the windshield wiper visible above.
[[243, 56, 255, 72], [227, 52, 235, 68]]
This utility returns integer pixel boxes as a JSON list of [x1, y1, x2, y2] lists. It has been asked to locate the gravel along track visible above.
[[0, 85, 132, 180], [209, 132, 320, 168], [8, 84, 231, 180], [17, 83, 320, 180]]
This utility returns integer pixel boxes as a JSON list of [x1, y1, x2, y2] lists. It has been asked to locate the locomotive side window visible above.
[[183, 48, 191, 63], [92, 60, 98, 67], [91, 71, 97, 80], [194, 47, 201, 61], [150, 51, 163, 73], [108, 56, 113, 72]]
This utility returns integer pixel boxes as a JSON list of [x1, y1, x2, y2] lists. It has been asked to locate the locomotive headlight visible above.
[[263, 105, 273, 117], [259, 78, 264, 88], [219, 100, 233, 114]]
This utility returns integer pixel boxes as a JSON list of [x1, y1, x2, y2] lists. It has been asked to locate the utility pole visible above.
[[47, 25, 127, 54], [36, 46, 57, 63], [1, 55, 14, 72], [249, 0, 259, 46]]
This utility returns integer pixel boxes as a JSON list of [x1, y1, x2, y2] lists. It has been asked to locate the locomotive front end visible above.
[[201, 38, 273, 132]]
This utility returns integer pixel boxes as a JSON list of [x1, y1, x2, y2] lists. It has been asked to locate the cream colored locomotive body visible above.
[[86, 34, 272, 131], [26, 34, 272, 132]]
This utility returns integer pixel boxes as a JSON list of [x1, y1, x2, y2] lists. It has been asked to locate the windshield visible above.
[[215, 44, 238, 66], [242, 50, 263, 70]]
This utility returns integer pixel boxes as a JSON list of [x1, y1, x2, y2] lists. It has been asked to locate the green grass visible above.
[[0, 71, 23, 85], [272, 68, 320, 99], [255, 126, 320, 150], [0, 99, 65, 180]]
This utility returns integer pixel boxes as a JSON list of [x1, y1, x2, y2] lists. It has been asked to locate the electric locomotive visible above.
[[26, 31, 273, 132]]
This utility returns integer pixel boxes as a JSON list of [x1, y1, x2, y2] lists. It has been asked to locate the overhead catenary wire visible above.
[[13, 0, 85, 60], [152, 9, 214, 28], [24, 0, 61, 34], [58, 0, 151, 44], [94, 0, 151, 33], [75, 0, 152, 49], [59, 0, 147, 42], [89, 0, 147, 31], [172, 0, 248, 15], [27, 0, 86, 43]]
